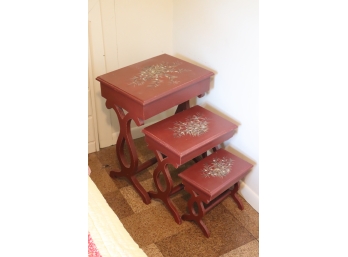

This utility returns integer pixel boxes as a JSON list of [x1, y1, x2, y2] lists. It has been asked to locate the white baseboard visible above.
[[112, 132, 118, 143], [88, 141, 97, 153], [239, 181, 259, 213], [111, 121, 159, 143]]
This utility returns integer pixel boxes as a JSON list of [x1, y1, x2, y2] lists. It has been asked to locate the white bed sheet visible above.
[[88, 176, 147, 257]]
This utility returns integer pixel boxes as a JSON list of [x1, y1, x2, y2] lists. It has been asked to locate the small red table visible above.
[[179, 149, 253, 237], [96, 54, 214, 204]]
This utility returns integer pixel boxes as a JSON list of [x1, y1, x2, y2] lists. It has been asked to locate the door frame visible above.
[[88, 36, 100, 153], [88, 0, 115, 148]]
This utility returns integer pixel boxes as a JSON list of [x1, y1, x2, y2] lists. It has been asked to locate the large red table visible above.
[[96, 54, 214, 204]]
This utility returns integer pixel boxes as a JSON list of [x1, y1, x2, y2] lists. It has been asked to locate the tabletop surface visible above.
[[179, 149, 253, 201], [96, 54, 214, 105], [142, 105, 238, 164]]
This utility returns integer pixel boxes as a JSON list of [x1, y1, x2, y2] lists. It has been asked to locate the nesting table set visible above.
[[96, 54, 253, 237]]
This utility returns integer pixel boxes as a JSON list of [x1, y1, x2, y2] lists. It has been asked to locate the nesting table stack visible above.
[[96, 54, 253, 237]]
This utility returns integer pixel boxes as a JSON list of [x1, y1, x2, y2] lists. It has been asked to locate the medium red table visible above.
[[96, 54, 214, 204]]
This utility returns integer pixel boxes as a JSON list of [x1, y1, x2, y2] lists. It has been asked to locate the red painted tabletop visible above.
[[96, 54, 214, 120], [179, 149, 253, 203], [143, 105, 238, 166], [97, 54, 213, 104]]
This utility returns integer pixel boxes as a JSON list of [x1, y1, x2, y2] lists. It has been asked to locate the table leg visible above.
[[148, 150, 184, 224], [175, 100, 190, 114], [182, 186, 235, 238], [104, 100, 193, 205], [230, 182, 244, 210], [106, 103, 156, 204], [181, 187, 210, 237]]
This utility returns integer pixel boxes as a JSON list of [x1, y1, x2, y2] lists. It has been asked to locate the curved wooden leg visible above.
[[230, 182, 244, 210], [194, 145, 220, 163], [212, 145, 221, 152], [175, 100, 190, 114], [181, 187, 210, 237], [107, 104, 153, 204], [148, 151, 183, 224]]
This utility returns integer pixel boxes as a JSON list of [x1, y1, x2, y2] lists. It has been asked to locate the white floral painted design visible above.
[[170, 113, 209, 137], [202, 157, 234, 178]]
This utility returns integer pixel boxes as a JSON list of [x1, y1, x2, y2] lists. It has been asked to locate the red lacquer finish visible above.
[[142, 106, 238, 224], [143, 105, 238, 167], [96, 54, 214, 204], [97, 54, 214, 121], [179, 149, 253, 237]]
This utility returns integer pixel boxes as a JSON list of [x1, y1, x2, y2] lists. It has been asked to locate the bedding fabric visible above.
[[89, 232, 102, 257], [88, 176, 148, 257]]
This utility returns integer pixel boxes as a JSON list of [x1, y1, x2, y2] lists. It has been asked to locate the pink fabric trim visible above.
[[88, 232, 102, 257], [88, 166, 92, 176]]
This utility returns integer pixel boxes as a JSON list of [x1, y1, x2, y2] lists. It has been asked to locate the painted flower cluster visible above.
[[202, 157, 234, 178], [170, 113, 209, 137], [129, 62, 189, 87]]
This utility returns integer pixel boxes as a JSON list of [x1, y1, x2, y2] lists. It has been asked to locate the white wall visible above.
[[173, 0, 259, 211], [109, 0, 174, 69], [89, 0, 174, 147], [109, 0, 175, 140]]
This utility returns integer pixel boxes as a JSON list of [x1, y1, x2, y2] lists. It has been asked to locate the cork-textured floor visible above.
[[88, 137, 259, 257]]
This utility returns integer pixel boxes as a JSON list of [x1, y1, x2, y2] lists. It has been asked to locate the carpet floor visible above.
[[88, 137, 259, 257]]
